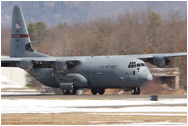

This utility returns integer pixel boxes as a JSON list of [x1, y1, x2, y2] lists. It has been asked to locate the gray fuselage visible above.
[[28, 55, 153, 90]]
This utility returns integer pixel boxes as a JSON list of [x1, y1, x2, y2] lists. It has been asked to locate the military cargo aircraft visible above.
[[1, 5, 187, 95]]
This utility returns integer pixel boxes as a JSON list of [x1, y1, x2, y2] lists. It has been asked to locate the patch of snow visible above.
[[1, 83, 25, 88], [1, 92, 41, 95], [1, 76, 10, 84], [1, 99, 187, 114], [2, 89, 38, 92], [118, 90, 124, 95]]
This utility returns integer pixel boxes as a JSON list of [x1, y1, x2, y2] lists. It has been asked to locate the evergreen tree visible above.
[[27, 23, 37, 41], [27, 22, 47, 46]]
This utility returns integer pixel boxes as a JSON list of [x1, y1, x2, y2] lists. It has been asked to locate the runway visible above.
[[1, 94, 186, 100], [1, 94, 187, 125]]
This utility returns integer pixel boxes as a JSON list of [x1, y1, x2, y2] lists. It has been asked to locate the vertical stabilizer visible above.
[[10, 5, 33, 57]]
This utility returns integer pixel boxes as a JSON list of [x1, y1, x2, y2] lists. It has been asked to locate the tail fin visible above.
[[10, 5, 34, 57]]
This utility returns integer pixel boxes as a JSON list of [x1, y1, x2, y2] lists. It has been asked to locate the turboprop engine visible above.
[[55, 59, 80, 74], [54, 59, 89, 90], [147, 56, 171, 68], [20, 59, 33, 71]]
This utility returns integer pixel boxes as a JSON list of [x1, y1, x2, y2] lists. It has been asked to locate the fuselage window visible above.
[[136, 63, 148, 68], [133, 71, 135, 75], [133, 62, 136, 66], [141, 63, 145, 66]]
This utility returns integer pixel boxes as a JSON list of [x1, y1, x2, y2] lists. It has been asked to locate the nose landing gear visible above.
[[131, 87, 140, 95]]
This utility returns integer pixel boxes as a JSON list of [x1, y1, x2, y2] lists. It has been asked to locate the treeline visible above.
[[36, 11, 186, 57]]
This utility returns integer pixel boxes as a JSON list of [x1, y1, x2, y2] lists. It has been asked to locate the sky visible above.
[[1, 1, 187, 28]]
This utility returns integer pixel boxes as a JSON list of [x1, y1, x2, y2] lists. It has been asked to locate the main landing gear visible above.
[[131, 87, 140, 95], [91, 88, 105, 95], [62, 87, 77, 95]]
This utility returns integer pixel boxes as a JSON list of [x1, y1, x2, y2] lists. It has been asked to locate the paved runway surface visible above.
[[1, 94, 186, 100]]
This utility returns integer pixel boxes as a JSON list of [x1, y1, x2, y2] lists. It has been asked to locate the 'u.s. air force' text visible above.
[[100, 65, 117, 69]]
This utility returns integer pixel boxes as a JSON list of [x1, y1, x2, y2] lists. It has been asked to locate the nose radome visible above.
[[147, 73, 153, 82]]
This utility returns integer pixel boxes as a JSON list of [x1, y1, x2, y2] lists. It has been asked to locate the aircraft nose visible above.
[[138, 72, 153, 83], [138, 71, 153, 87], [146, 73, 153, 82]]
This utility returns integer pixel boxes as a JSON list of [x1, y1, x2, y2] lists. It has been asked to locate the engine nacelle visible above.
[[55, 59, 68, 73], [66, 74, 89, 88], [20, 59, 33, 71], [55, 59, 81, 76], [148, 56, 171, 68]]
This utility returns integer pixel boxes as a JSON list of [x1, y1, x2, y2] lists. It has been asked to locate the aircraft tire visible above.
[[91, 89, 98, 95], [132, 87, 140, 95], [70, 88, 77, 95], [136, 87, 140, 95], [98, 89, 105, 95], [131, 88, 136, 95], [62, 89, 70, 95]]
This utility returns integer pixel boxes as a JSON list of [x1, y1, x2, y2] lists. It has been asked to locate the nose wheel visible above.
[[131, 87, 140, 95]]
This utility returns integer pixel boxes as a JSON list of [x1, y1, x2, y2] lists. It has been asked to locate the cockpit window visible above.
[[128, 62, 136, 68], [136, 63, 148, 68], [141, 63, 145, 66], [129, 62, 148, 68], [137, 64, 141, 67]]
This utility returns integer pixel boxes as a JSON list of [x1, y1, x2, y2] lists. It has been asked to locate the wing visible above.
[[126, 52, 187, 59], [1, 57, 55, 68], [2, 58, 21, 67], [1, 57, 80, 72], [126, 52, 187, 67]]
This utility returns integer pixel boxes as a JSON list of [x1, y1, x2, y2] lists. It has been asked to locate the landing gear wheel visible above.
[[62, 90, 70, 95], [91, 89, 98, 95], [131, 87, 140, 95], [70, 88, 77, 95], [136, 87, 140, 95], [131, 88, 136, 95], [98, 89, 105, 95]]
